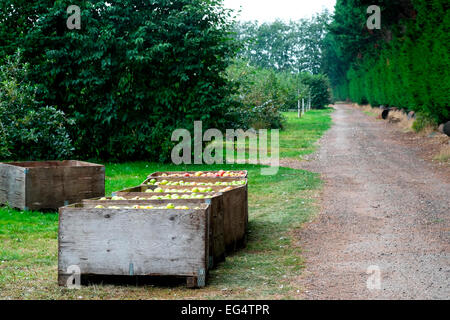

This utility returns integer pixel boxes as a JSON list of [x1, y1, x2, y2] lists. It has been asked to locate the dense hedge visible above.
[[327, 0, 449, 123], [0, 0, 239, 161]]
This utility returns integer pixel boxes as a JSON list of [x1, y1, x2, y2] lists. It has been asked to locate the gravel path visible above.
[[296, 104, 450, 300]]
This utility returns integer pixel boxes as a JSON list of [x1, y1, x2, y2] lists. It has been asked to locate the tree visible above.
[[0, 0, 240, 161], [324, 0, 449, 122], [235, 11, 331, 74]]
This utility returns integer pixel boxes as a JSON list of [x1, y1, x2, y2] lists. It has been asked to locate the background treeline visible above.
[[228, 14, 332, 129], [0, 0, 332, 162], [324, 0, 449, 124]]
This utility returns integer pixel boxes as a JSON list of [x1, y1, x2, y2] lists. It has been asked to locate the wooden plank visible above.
[[58, 204, 210, 287], [115, 184, 239, 194], [115, 184, 248, 254], [83, 196, 226, 266], [0, 163, 26, 210]]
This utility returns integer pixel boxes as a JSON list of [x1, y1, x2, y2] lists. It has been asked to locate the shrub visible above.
[[300, 73, 331, 108], [411, 112, 437, 133], [0, 51, 74, 160], [0, 0, 239, 162], [227, 61, 289, 129]]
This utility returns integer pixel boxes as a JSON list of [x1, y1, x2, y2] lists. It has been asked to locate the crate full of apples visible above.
[[58, 202, 211, 288]]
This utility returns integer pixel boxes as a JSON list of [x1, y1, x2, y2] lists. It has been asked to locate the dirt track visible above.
[[296, 104, 450, 300]]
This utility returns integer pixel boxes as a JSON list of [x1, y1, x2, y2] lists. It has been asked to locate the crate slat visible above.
[[115, 183, 248, 253], [58, 203, 210, 288]]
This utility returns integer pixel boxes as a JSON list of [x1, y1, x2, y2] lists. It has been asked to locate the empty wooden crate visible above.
[[0, 160, 105, 211], [58, 203, 211, 288]]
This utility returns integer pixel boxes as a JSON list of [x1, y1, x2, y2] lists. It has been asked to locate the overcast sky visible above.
[[223, 0, 336, 22]]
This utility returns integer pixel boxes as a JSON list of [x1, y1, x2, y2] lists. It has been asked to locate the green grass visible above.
[[0, 109, 332, 300], [280, 109, 333, 158]]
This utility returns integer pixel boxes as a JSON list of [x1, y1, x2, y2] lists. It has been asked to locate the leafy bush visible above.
[[300, 73, 331, 108], [226, 60, 331, 128], [412, 112, 437, 133], [0, 0, 239, 161], [0, 51, 74, 160], [227, 61, 293, 129]]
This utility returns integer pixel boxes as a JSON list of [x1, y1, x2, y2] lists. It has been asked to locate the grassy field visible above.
[[0, 109, 333, 300]]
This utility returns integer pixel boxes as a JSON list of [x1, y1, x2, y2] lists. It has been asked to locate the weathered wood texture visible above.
[[0, 161, 104, 211], [0, 164, 26, 210], [58, 203, 210, 288], [115, 184, 248, 253], [148, 170, 248, 178], [82, 196, 225, 266], [144, 173, 248, 250], [221, 185, 248, 252]]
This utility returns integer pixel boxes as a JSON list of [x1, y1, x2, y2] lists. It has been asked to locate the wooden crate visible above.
[[0, 161, 104, 211], [115, 184, 248, 253], [141, 176, 248, 251], [149, 170, 248, 179], [83, 195, 225, 267], [58, 203, 211, 288]]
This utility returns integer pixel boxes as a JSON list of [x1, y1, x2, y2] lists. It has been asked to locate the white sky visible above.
[[223, 0, 336, 22]]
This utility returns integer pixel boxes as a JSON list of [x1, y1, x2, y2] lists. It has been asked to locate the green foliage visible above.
[[235, 12, 331, 74], [0, 0, 239, 161], [227, 59, 331, 129], [227, 61, 293, 129], [0, 51, 74, 160], [300, 73, 331, 108], [412, 112, 437, 133], [325, 0, 450, 122]]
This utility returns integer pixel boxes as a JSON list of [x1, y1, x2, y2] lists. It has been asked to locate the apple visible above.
[[95, 205, 105, 209], [166, 203, 175, 209], [154, 187, 164, 193]]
